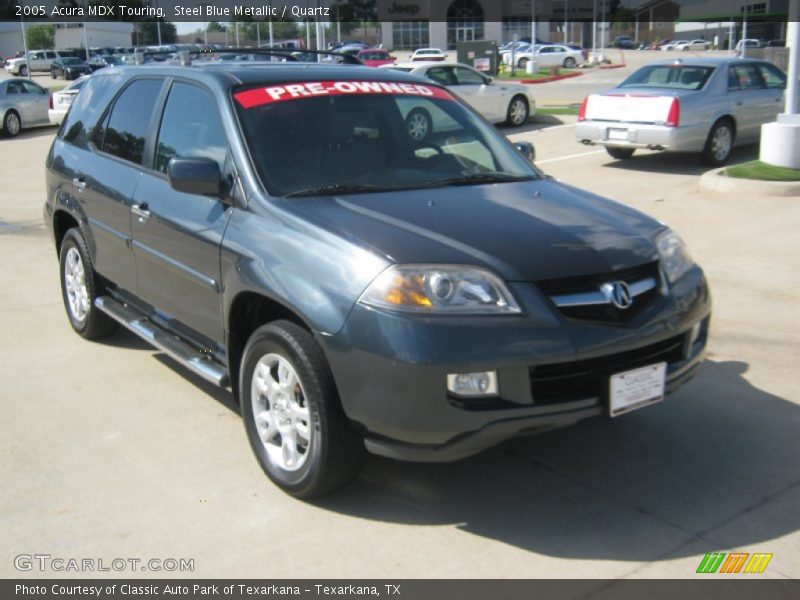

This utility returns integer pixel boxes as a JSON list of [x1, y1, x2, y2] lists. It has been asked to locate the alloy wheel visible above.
[[64, 247, 89, 323], [251, 353, 312, 472]]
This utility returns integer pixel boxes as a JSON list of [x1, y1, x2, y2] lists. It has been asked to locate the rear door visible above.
[[78, 77, 165, 293], [754, 62, 787, 120], [4, 80, 39, 125], [130, 80, 232, 345]]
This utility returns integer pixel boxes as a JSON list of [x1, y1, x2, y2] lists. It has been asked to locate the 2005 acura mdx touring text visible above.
[[45, 56, 710, 498]]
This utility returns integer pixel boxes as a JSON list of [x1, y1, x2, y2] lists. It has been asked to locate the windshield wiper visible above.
[[284, 183, 391, 198], [427, 172, 535, 187]]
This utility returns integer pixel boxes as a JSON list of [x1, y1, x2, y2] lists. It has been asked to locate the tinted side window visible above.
[[454, 67, 486, 85], [757, 63, 786, 89], [100, 79, 163, 165], [154, 82, 227, 173], [729, 64, 764, 91], [61, 73, 125, 147]]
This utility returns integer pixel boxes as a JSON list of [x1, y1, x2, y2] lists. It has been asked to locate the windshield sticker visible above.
[[234, 81, 453, 108]]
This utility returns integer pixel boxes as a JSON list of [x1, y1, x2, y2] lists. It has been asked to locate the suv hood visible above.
[[291, 179, 662, 282]]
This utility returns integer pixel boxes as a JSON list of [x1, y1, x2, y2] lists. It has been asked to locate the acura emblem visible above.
[[601, 281, 633, 310]]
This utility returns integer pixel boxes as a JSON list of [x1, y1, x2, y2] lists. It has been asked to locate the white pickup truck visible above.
[[574, 58, 786, 166], [5, 50, 60, 76]]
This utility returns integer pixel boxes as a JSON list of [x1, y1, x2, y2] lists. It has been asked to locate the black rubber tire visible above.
[[51, 70, 56, 79], [404, 107, 432, 142], [564, 57, 576, 68], [59, 228, 117, 340], [3, 110, 21, 137], [505, 95, 529, 127], [518, 57, 528, 69], [606, 146, 636, 160], [240, 320, 365, 499], [19, 65, 27, 77], [701, 119, 735, 167]]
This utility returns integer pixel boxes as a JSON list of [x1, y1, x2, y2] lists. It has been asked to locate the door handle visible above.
[[735, 101, 743, 106], [72, 177, 86, 191], [131, 203, 151, 222]]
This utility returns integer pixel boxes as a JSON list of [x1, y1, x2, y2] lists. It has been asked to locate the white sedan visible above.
[[382, 62, 536, 130], [503, 44, 583, 69], [410, 48, 447, 62], [48, 75, 89, 125], [673, 39, 712, 51]]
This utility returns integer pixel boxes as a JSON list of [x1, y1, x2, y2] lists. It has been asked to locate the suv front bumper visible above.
[[322, 267, 711, 462]]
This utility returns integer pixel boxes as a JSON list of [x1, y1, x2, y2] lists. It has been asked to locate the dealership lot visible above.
[[1, 62, 799, 581]]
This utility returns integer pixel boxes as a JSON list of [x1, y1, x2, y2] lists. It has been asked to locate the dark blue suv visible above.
[[45, 58, 710, 498]]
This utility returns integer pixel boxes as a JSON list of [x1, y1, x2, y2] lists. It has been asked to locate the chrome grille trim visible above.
[[550, 276, 657, 308]]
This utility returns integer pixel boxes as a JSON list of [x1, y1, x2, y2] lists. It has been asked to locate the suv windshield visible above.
[[620, 65, 714, 90], [233, 80, 537, 197]]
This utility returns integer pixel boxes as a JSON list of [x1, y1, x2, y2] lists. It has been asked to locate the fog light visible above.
[[446, 371, 498, 397]]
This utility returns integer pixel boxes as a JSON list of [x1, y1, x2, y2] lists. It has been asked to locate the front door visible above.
[[131, 80, 232, 346]]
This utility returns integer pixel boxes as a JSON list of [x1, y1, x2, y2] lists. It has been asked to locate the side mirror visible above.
[[485, 76, 494, 84], [514, 141, 536, 162], [167, 157, 222, 197]]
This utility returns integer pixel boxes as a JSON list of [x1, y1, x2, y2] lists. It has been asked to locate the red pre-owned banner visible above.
[[234, 81, 454, 109]]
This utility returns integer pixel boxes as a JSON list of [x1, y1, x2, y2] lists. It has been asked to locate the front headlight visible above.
[[358, 265, 521, 314], [656, 229, 693, 284]]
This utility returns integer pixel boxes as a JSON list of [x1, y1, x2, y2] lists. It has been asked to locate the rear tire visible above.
[[241, 320, 365, 498], [564, 57, 576, 68], [405, 107, 432, 141], [518, 57, 528, 69], [3, 110, 21, 137], [606, 146, 635, 160], [59, 228, 117, 340], [701, 119, 734, 166]]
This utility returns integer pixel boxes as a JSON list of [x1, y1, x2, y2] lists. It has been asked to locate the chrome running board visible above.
[[95, 296, 230, 387]]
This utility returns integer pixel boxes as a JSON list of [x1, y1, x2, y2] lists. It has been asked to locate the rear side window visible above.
[[756, 63, 786, 89], [620, 65, 714, 90], [60, 73, 125, 147], [729, 64, 764, 91], [154, 82, 228, 173], [93, 79, 163, 165]]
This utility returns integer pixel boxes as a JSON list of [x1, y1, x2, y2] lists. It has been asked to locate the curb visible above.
[[699, 167, 800, 197], [521, 71, 583, 84], [599, 64, 626, 70]]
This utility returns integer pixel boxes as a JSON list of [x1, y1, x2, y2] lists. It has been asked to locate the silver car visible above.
[[0, 78, 52, 137], [574, 58, 787, 165], [381, 62, 536, 131]]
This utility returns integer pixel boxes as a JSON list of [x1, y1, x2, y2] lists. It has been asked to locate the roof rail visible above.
[[144, 47, 364, 67]]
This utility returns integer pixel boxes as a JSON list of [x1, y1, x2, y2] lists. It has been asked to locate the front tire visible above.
[[19, 64, 28, 77], [3, 110, 21, 137], [702, 119, 735, 166], [606, 146, 635, 160], [59, 228, 117, 340], [518, 57, 528, 69], [241, 321, 365, 498], [506, 96, 529, 126]]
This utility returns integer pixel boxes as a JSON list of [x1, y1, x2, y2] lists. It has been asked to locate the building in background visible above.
[[378, 0, 597, 50], [54, 22, 134, 50], [0, 23, 24, 58]]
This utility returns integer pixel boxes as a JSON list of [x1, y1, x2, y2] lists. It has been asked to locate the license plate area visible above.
[[609, 362, 666, 417], [607, 128, 628, 141]]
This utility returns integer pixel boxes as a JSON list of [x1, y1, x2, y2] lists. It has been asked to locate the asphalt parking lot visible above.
[[1, 56, 799, 581]]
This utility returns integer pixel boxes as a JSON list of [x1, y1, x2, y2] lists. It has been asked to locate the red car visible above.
[[356, 49, 396, 67]]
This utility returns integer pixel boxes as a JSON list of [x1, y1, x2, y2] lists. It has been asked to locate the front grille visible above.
[[536, 261, 661, 324], [529, 334, 684, 405]]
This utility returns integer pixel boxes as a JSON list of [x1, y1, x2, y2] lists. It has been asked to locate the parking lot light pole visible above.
[[759, 4, 800, 169]]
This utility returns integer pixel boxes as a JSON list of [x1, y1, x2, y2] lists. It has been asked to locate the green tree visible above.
[[134, 21, 177, 45], [26, 24, 55, 50], [207, 22, 228, 33]]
